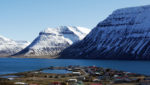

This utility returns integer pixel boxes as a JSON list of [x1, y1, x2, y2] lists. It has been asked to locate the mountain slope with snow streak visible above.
[[60, 5, 150, 60]]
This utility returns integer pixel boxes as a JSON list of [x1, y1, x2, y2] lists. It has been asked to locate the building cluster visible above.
[[0, 65, 150, 85]]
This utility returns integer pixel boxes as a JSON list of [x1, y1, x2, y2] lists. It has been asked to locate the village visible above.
[[0, 65, 150, 85]]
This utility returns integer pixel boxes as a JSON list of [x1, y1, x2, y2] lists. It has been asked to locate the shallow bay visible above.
[[0, 58, 150, 75]]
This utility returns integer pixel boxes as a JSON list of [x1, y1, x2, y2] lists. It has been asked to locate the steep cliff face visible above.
[[0, 35, 30, 57], [60, 5, 150, 60], [13, 26, 90, 58]]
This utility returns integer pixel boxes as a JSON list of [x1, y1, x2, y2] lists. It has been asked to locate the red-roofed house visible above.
[[90, 83, 102, 85]]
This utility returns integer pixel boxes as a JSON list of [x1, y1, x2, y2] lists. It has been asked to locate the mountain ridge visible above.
[[0, 35, 30, 57]]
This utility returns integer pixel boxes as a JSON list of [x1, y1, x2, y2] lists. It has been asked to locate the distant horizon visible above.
[[0, 0, 150, 42]]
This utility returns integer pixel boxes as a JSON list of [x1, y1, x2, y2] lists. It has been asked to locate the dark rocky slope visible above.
[[60, 5, 150, 60]]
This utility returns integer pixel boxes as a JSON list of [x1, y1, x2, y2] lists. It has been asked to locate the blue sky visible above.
[[0, 0, 150, 41]]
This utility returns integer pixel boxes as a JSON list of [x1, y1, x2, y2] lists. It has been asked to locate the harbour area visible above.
[[0, 65, 150, 85]]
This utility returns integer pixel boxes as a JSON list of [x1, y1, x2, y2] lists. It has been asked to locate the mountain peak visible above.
[[41, 27, 59, 35], [0, 35, 11, 42], [42, 26, 90, 33]]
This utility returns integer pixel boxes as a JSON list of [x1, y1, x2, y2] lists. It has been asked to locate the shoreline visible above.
[[0, 65, 150, 85], [1, 57, 150, 62]]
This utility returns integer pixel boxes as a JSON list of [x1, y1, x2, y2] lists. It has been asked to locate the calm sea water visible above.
[[42, 69, 72, 74], [0, 58, 150, 75]]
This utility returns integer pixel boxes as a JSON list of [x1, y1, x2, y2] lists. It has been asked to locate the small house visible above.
[[73, 72, 81, 76], [90, 83, 102, 85], [14, 82, 28, 85], [68, 79, 78, 82]]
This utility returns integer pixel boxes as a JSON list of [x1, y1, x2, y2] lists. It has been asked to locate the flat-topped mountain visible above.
[[60, 5, 150, 60], [13, 26, 90, 58]]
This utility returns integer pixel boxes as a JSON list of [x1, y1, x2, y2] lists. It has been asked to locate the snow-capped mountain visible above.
[[13, 26, 90, 58], [0, 35, 30, 57], [60, 5, 150, 60]]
